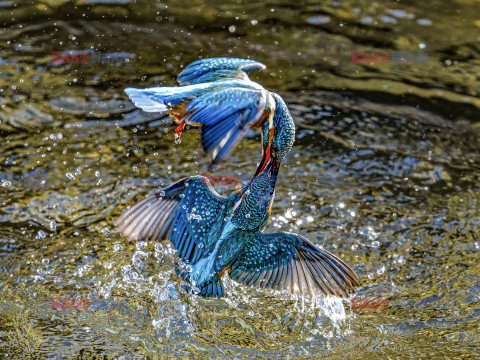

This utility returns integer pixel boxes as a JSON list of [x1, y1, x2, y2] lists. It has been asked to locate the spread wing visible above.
[[125, 84, 270, 164], [115, 176, 230, 264], [177, 57, 266, 85], [229, 232, 359, 298], [125, 83, 212, 113], [186, 86, 268, 162]]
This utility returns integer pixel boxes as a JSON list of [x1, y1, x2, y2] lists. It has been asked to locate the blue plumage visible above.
[[117, 57, 359, 299], [177, 57, 265, 85], [124, 57, 288, 169], [116, 171, 359, 299]]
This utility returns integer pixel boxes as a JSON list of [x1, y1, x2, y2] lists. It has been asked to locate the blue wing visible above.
[[125, 82, 212, 112], [229, 232, 359, 298], [185, 86, 268, 162], [115, 176, 231, 264], [177, 57, 266, 85], [125, 83, 269, 164]]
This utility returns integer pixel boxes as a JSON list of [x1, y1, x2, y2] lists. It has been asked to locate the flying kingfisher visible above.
[[124, 57, 293, 173], [115, 150, 359, 299], [117, 57, 359, 298]]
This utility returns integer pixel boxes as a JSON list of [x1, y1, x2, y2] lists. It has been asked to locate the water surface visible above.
[[1, 0, 480, 358]]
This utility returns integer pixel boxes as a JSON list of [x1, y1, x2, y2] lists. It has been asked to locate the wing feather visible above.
[[177, 57, 266, 85], [116, 176, 231, 265], [229, 231, 359, 298]]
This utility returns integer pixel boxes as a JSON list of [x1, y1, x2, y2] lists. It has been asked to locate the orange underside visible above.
[[174, 121, 186, 134], [166, 100, 190, 122], [268, 126, 275, 143], [250, 108, 269, 128]]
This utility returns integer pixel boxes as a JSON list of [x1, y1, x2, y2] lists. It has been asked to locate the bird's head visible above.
[[254, 92, 295, 180]]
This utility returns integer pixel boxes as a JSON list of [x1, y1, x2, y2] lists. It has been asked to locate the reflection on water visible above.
[[1, 0, 480, 358]]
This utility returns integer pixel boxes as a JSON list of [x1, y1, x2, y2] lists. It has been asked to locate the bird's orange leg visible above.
[[166, 100, 190, 144], [173, 121, 186, 144]]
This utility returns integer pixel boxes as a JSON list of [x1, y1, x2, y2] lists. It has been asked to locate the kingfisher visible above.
[[117, 57, 359, 298], [115, 163, 359, 299], [124, 57, 293, 173]]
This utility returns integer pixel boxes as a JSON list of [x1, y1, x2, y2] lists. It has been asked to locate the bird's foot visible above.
[[173, 121, 186, 144]]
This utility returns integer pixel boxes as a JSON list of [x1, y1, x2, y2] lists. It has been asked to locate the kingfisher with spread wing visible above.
[[125, 57, 293, 173], [116, 169, 359, 299], [118, 57, 359, 299]]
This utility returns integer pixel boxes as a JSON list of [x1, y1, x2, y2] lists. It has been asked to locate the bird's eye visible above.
[[270, 189, 275, 195]]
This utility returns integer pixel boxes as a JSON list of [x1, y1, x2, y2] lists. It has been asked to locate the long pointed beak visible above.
[[266, 156, 280, 186], [254, 146, 271, 177], [252, 150, 280, 186]]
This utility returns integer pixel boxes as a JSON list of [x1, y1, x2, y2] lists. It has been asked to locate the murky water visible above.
[[1, 0, 480, 358]]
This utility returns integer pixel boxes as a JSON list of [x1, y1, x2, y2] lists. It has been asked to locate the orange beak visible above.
[[254, 146, 271, 177]]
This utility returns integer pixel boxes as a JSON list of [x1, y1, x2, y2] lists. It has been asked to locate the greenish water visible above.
[[1, 0, 480, 358]]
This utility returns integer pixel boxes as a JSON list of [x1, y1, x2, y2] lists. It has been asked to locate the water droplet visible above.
[[2, 181, 11, 187], [50, 221, 56, 231], [417, 18, 432, 26], [38, 230, 46, 239], [114, 244, 123, 252], [245, 213, 251, 218], [251, 19, 258, 25], [228, 25, 236, 33], [372, 241, 380, 248], [66, 172, 75, 180], [159, 191, 165, 197], [198, 243, 204, 248]]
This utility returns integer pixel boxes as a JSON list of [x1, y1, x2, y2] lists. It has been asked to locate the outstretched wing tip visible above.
[[114, 192, 179, 242], [125, 88, 168, 113], [230, 232, 360, 299]]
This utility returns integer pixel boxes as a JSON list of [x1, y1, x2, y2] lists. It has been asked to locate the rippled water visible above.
[[1, 0, 480, 358]]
